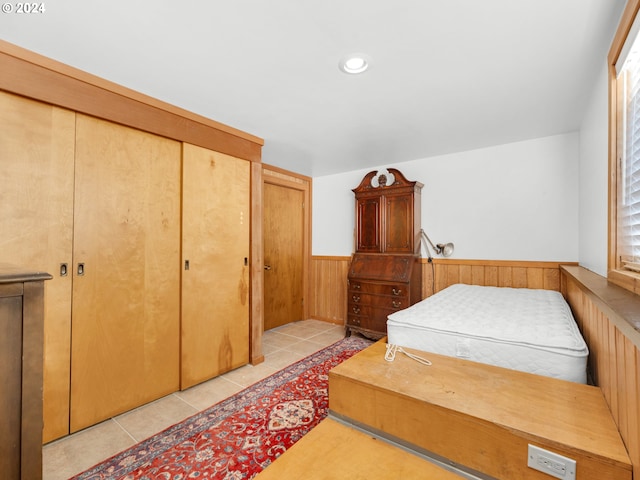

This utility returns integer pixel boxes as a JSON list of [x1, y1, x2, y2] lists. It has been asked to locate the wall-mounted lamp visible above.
[[420, 229, 454, 259]]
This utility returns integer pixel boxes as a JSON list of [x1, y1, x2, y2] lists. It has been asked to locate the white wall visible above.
[[574, 1, 625, 277], [577, 62, 610, 277], [313, 133, 580, 261]]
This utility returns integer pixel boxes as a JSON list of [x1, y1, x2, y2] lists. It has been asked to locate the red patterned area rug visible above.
[[72, 336, 372, 480]]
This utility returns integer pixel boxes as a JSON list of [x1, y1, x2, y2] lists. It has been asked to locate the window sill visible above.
[[608, 268, 640, 295], [562, 266, 640, 335]]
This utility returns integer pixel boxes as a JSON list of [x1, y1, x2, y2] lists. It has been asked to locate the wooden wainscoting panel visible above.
[[512, 267, 529, 288], [605, 309, 619, 421], [313, 258, 575, 323], [525, 267, 543, 289], [619, 331, 639, 453], [424, 259, 575, 297], [561, 266, 640, 480], [628, 338, 640, 471], [421, 261, 434, 299], [484, 265, 499, 286], [310, 256, 350, 324], [456, 264, 471, 284], [497, 266, 513, 286], [544, 267, 561, 290]]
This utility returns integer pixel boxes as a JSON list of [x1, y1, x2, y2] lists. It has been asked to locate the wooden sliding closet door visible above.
[[0, 92, 75, 442], [70, 115, 181, 432], [181, 144, 250, 389]]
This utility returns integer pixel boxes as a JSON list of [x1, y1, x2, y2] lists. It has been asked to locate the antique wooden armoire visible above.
[[346, 168, 423, 338]]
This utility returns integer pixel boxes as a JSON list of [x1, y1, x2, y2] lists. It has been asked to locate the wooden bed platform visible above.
[[254, 417, 466, 479], [328, 340, 631, 480]]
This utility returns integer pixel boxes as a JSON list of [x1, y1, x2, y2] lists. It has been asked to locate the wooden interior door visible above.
[[181, 144, 250, 389], [264, 182, 304, 330], [0, 91, 75, 442], [70, 115, 181, 432]]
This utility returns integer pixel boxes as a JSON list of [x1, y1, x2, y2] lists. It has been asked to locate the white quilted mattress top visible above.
[[387, 283, 588, 356]]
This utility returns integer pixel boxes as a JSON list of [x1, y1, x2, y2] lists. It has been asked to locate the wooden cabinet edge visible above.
[[0, 266, 51, 480], [0, 41, 263, 162]]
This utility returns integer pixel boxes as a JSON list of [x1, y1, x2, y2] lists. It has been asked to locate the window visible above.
[[616, 44, 640, 272], [610, 1, 640, 291]]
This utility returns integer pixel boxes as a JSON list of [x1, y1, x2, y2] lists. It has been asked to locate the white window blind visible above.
[[617, 14, 640, 271]]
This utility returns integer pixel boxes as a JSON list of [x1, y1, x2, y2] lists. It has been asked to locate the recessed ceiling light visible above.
[[339, 54, 371, 74]]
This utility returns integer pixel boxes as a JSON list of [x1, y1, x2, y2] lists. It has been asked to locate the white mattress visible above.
[[386, 284, 588, 383]]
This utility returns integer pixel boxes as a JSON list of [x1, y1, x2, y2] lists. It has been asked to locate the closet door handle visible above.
[[77, 263, 85, 276], [60, 263, 68, 277]]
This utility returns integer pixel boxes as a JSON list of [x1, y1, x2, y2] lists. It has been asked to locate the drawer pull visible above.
[[392, 288, 402, 295], [353, 284, 361, 290], [352, 295, 360, 302], [352, 306, 360, 314], [392, 301, 402, 308]]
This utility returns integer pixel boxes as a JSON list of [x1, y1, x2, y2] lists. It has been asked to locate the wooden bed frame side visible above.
[[561, 265, 640, 480]]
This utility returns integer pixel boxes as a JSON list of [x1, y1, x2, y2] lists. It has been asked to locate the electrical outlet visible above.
[[527, 445, 576, 480]]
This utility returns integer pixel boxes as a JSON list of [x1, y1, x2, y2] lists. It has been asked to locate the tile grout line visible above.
[[111, 417, 140, 444], [171, 391, 213, 417]]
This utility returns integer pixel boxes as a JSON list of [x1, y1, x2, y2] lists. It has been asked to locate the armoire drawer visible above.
[[346, 313, 385, 335], [347, 302, 404, 319], [348, 281, 409, 297], [349, 293, 407, 310]]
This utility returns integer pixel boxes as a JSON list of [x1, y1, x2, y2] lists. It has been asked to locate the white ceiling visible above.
[[0, 1, 626, 176]]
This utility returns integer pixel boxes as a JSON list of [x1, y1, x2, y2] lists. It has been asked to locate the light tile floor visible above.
[[43, 319, 348, 480]]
